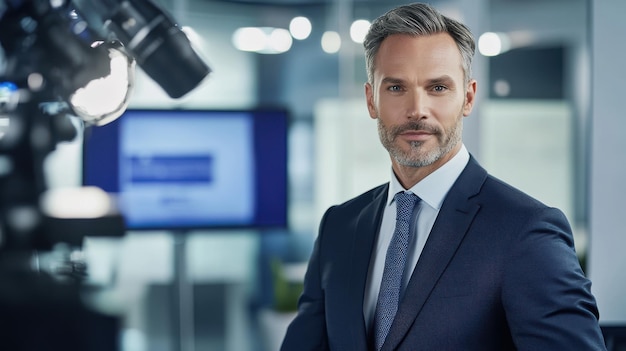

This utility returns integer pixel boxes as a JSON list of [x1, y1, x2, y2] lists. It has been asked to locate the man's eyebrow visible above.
[[380, 77, 405, 85], [379, 75, 457, 86], [426, 75, 455, 86]]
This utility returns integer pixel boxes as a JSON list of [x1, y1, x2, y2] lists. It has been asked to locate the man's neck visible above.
[[392, 143, 462, 189]]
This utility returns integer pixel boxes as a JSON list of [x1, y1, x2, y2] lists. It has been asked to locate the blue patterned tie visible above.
[[374, 191, 419, 350]]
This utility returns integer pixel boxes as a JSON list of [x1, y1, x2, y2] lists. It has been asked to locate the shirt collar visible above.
[[387, 144, 470, 210]]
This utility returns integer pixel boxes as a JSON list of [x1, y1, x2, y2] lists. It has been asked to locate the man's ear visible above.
[[462, 79, 477, 116], [365, 82, 377, 119]]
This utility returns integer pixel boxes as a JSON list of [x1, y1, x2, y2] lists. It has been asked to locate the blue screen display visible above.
[[128, 156, 215, 183], [82, 109, 288, 230]]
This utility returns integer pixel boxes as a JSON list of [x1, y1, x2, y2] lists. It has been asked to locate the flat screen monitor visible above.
[[82, 108, 288, 231]]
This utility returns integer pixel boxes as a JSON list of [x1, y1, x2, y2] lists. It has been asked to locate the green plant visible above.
[[270, 258, 304, 312]]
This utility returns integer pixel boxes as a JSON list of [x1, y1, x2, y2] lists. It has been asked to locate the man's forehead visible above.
[[373, 34, 464, 77]]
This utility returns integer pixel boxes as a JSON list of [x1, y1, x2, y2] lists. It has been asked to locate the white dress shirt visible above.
[[363, 144, 470, 332]]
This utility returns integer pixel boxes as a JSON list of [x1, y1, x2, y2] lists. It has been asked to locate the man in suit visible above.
[[281, 2, 606, 350]]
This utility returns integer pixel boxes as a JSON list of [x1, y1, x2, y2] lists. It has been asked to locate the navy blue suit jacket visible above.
[[281, 156, 606, 350]]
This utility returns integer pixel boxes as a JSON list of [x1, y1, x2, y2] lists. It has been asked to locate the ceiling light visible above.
[[478, 32, 511, 57], [321, 31, 341, 54], [269, 28, 293, 53], [290, 16, 312, 40], [232, 27, 292, 54], [232, 27, 267, 52], [350, 19, 370, 44]]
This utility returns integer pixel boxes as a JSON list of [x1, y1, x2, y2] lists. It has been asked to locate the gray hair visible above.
[[363, 3, 476, 85]]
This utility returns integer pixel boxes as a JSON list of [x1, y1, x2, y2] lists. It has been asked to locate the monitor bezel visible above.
[[81, 107, 290, 232]]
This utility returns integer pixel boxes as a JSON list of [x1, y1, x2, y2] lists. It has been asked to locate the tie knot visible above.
[[394, 192, 418, 221]]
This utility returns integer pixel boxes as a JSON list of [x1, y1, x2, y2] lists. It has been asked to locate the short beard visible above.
[[377, 117, 463, 168]]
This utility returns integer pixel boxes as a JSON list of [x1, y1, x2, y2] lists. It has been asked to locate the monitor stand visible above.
[[172, 232, 195, 351]]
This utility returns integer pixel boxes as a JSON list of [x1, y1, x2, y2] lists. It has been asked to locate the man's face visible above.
[[365, 33, 476, 169]]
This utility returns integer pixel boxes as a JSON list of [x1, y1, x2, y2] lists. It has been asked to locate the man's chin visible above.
[[393, 151, 438, 168]]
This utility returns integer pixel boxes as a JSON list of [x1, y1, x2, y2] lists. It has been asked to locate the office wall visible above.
[[480, 100, 575, 225], [587, 0, 626, 324]]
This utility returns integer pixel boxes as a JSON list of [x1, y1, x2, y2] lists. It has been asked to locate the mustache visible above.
[[391, 121, 441, 136]]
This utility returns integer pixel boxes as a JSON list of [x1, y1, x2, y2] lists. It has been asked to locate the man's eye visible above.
[[388, 85, 402, 92], [433, 85, 447, 92]]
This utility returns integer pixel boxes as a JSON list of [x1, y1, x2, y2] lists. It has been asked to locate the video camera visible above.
[[0, 0, 211, 349]]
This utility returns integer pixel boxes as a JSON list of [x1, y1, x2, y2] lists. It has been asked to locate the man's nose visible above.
[[406, 89, 428, 119]]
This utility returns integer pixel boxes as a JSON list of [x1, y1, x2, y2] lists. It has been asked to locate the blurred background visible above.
[[7, 0, 625, 350]]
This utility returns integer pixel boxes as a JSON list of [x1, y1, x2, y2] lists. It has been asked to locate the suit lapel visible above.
[[346, 183, 389, 349], [383, 158, 487, 350]]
